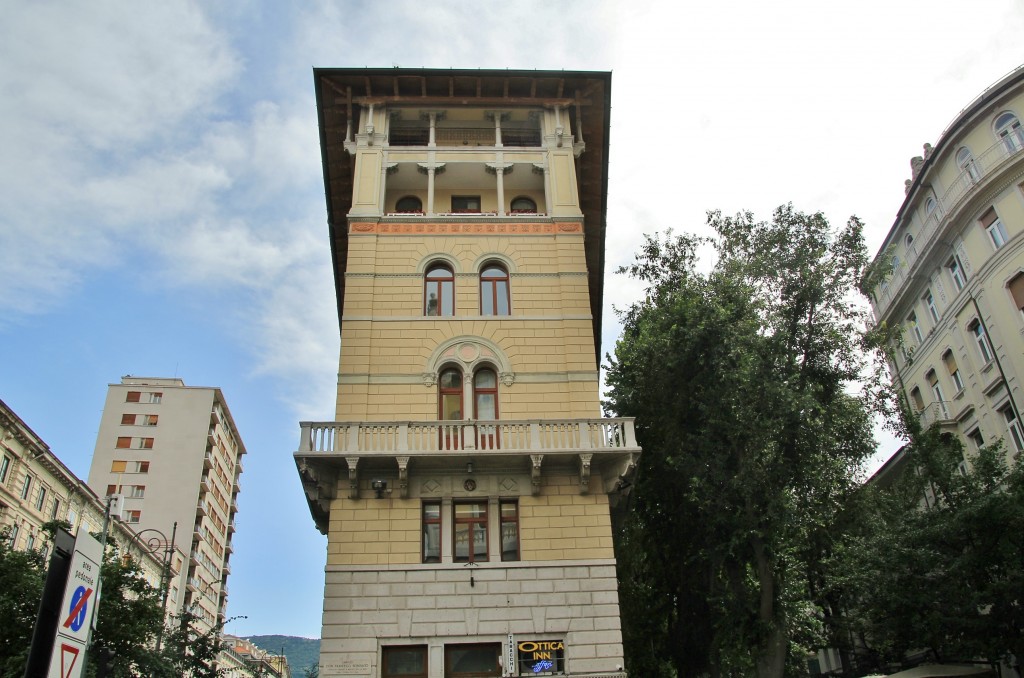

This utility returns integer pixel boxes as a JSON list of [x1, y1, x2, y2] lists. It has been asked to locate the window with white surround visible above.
[[1008, 273, 1024, 320], [908, 312, 923, 344], [980, 208, 1009, 249], [1001, 404, 1024, 453], [910, 387, 925, 412], [957, 147, 980, 182], [20, 475, 32, 500], [924, 290, 939, 325], [35, 486, 46, 511], [995, 111, 1024, 153], [969, 319, 993, 364], [0, 455, 10, 484], [943, 350, 964, 393], [947, 254, 966, 291], [925, 197, 937, 216], [926, 370, 946, 417]]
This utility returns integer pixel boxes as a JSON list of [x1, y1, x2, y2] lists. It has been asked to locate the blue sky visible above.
[[1, 0, 1021, 639]]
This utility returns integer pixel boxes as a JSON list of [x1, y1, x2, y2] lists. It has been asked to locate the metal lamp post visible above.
[[125, 522, 178, 652]]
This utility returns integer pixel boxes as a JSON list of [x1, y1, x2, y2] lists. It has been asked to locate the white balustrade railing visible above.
[[298, 418, 638, 456], [919, 401, 952, 429]]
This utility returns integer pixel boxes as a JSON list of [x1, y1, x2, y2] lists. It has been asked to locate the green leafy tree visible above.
[[606, 206, 879, 678], [303, 662, 320, 678], [0, 527, 46, 675], [86, 547, 166, 677], [159, 607, 229, 677], [827, 401, 1024, 669]]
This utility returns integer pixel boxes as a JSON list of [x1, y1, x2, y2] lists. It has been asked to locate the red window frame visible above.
[[425, 264, 455, 316], [480, 265, 510, 316], [453, 501, 488, 563]]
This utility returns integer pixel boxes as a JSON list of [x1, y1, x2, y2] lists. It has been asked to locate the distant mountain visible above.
[[244, 635, 320, 674]]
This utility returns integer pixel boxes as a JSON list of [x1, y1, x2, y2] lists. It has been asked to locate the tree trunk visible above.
[[753, 535, 787, 678]]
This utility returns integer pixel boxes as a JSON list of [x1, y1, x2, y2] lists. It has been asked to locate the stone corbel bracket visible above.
[[578, 453, 593, 495], [530, 454, 544, 496], [396, 456, 410, 499], [607, 453, 638, 495], [298, 460, 337, 535], [344, 456, 360, 500]]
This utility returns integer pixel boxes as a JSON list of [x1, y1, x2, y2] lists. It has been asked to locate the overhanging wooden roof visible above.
[[313, 68, 612, 363]]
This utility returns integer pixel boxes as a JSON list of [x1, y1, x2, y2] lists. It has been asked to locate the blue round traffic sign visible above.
[[69, 586, 88, 632]]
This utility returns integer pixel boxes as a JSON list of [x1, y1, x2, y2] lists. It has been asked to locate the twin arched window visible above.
[[424, 261, 511, 316], [438, 366, 499, 421]]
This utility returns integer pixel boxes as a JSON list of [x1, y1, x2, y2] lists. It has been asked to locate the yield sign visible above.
[[58, 644, 80, 678]]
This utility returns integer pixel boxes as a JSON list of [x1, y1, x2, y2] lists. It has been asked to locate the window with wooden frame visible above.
[[425, 264, 455, 316], [422, 501, 441, 563], [439, 367, 464, 421], [138, 438, 154, 450], [20, 475, 32, 500], [444, 643, 501, 678], [910, 387, 925, 412], [995, 111, 1024, 153], [480, 264, 510, 316], [143, 415, 159, 426], [453, 501, 488, 563], [980, 208, 1009, 249], [382, 645, 428, 678], [500, 499, 520, 562], [943, 350, 964, 393], [924, 289, 939, 325], [474, 368, 499, 449], [907, 312, 923, 344], [1008, 273, 1024, 320]]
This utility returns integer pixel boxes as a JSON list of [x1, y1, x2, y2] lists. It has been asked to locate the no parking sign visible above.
[[47, 533, 103, 678]]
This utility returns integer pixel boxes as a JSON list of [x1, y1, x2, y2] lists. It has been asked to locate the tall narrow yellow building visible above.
[[295, 69, 639, 678]]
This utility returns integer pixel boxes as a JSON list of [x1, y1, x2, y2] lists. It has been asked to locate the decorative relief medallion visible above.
[[458, 343, 480, 363], [421, 372, 437, 387], [499, 372, 516, 387], [463, 479, 477, 492]]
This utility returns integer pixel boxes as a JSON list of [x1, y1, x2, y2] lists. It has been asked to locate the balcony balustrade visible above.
[[919, 401, 954, 429], [873, 136, 1024, 318], [388, 126, 541, 148], [299, 417, 637, 457], [295, 418, 640, 533]]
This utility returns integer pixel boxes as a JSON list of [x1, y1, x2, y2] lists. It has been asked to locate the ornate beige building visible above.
[[295, 69, 639, 678], [868, 66, 1024, 470], [0, 396, 183, 605], [87, 377, 245, 633]]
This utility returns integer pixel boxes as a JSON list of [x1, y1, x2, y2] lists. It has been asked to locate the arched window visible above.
[[438, 367, 463, 420], [480, 264, 510, 316], [956, 147, 980, 182], [905, 234, 914, 247], [473, 369, 498, 420], [395, 195, 423, 213], [425, 264, 455, 316], [510, 196, 537, 214], [925, 197, 937, 216], [474, 368, 499, 449], [995, 111, 1024, 153]]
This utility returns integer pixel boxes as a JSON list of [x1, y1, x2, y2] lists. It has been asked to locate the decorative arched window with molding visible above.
[[480, 264, 510, 316], [395, 195, 423, 213], [438, 367, 463, 420], [424, 264, 455, 316], [510, 196, 537, 214], [995, 111, 1024, 153], [956, 147, 980, 182], [474, 367, 499, 449]]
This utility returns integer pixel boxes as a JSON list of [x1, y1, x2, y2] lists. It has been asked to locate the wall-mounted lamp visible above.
[[371, 479, 389, 498], [466, 461, 474, 474]]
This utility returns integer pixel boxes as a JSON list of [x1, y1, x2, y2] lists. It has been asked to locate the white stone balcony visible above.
[[294, 418, 641, 534]]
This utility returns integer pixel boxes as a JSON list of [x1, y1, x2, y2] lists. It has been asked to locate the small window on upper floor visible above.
[[995, 111, 1024, 153], [923, 289, 939, 324], [424, 264, 455, 316], [907, 311, 923, 344], [910, 387, 925, 412], [943, 350, 964, 393], [451, 196, 481, 213], [947, 254, 966, 291], [980, 208, 1009, 249], [395, 195, 423, 214], [1008, 273, 1024, 320], [925, 197, 937, 216], [956, 147, 980, 182], [479, 264, 510, 316], [968, 319, 993, 365], [509, 196, 537, 214]]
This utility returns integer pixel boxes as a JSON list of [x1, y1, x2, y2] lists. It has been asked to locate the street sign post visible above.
[[46, 533, 103, 678]]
